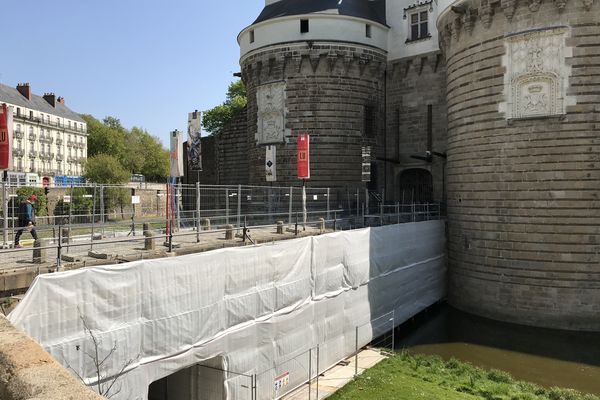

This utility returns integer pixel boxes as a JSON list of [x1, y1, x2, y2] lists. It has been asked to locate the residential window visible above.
[[249, 30, 255, 43], [16, 108, 20, 116], [300, 19, 309, 33], [366, 24, 372, 38], [409, 11, 429, 41], [29, 110, 33, 119]]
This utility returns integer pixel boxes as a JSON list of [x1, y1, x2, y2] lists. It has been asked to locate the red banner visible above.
[[0, 104, 11, 170], [297, 133, 310, 180]]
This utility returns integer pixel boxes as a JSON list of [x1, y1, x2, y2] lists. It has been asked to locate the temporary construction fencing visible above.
[[8, 220, 447, 400]]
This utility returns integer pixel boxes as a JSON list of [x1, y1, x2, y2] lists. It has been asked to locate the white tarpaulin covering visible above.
[[9, 221, 446, 400]]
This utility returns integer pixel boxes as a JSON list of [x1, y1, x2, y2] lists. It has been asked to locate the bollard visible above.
[[225, 224, 234, 240], [318, 218, 325, 233], [61, 227, 71, 245], [33, 239, 48, 264], [143, 223, 155, 250], [201, 218, 211, 231], [276, 221, 284, 234]]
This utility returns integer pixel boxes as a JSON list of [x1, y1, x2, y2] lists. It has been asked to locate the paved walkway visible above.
[[283, 349, 387, 400], [0, 224, 331, 295]]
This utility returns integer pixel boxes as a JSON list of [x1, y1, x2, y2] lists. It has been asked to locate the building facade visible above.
[[186, 0, 600, 331], [0, 83, 87, 184]]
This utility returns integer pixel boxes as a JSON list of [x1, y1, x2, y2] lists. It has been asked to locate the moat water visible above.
[[394, 303, 600, 395]]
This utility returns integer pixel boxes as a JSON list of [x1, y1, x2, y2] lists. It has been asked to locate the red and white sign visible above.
[[0, 104, 13, 170], [297, 133, 310, 180], [63, 195, 72, 203]]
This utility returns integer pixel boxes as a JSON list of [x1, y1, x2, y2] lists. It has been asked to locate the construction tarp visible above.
[[9, 220, 446, 400]]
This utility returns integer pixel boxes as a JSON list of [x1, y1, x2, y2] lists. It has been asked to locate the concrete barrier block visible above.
[[225, 225, 234, 240], [201, 218, 211, 231], [33, 239, 49, 264], [276, 221, 284, 234]]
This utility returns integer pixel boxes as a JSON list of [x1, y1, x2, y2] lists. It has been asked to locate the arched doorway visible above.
[[398, 169, 433, 203]]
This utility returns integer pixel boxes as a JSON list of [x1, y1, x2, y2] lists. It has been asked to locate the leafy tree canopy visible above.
[[202, 80, 247, 135], [84, 154, 130, 184], [81, 115, 170, 182]]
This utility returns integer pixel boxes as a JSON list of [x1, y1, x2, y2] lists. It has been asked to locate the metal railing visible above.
[[0, 182, 443, 272]]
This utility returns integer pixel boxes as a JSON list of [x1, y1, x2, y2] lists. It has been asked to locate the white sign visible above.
[[265, 145, 277, 182], [63, 195, 71, 203], [170, 130, 184, 177], [131, 196, 140, 204]]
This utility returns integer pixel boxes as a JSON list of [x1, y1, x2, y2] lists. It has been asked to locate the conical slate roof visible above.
[[253, 0, 387, 26]]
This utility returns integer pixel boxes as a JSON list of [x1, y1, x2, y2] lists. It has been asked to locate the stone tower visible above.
[[438, 0, 600, 331], [238, 0, 388, 191]]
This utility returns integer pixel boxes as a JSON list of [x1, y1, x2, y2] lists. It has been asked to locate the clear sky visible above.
[[2, 0, 265, 147]]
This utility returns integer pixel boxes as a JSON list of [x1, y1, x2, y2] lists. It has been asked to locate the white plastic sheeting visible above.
[[9, 221, 446, 400]]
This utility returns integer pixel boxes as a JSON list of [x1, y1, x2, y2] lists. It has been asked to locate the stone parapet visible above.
[[0, 314, 102, 400], [439, 0, 600, 330]]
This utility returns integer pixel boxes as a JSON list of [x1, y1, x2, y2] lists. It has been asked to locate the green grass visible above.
[[329, 352, 599, 400]]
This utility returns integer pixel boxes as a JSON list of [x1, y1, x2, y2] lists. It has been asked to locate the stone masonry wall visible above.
[[241, 42, 387, 193], [386, 51, 448, 203], [0, 314, 102, 400], [440, 0, 600, 331]]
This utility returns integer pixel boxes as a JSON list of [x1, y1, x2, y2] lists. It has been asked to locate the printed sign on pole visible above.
[[265, 145, 277, 182], [0, 104, 13, 170], [170, 130, 184, 177], [187, 110, 202, 171], [131, 196, 141, 204], [63, 195, 71, 203], [297, 133, 310, 180]]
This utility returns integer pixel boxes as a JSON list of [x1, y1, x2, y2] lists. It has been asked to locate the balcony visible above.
[[28, 151, 38, 159], [78, 157, 86, 164], [56, 153, 64, 161], [67, 140, 73, 147], [13, 149, 24, 157], [39, 152, 54, 161], [14, 131, 24, 139], [39, 136, 54, 144], [29, 133, 37, 140], [56, 139, 63, 146]]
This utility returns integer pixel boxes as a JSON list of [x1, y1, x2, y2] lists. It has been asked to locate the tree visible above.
[[84, 154, 130, 184], [81, 115, 127, 160], [64, 311, 138, 399], [202, 80, 247, 135], [81, 114, 169, 182]]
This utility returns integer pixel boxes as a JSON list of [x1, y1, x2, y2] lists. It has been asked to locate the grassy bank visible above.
[[329, 352, 599, 400]]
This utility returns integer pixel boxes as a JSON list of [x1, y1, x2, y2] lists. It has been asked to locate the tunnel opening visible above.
[[148, 356, 226, 400]]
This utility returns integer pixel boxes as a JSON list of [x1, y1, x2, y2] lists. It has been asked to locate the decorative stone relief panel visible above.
[[500, 27, 575, 119], [256, 81, 289, 144]]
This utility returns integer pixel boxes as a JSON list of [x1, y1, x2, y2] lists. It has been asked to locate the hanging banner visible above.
[[187, 110, 202, 171], [361, 145, 372, 182], [297, 133, 310, 180], [0, 104, 13, 171], [170, 130, 184, 177], [265, 145, 277, 182]]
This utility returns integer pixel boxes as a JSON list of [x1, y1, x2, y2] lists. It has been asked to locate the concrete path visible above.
[[283, 349, 387, 400]]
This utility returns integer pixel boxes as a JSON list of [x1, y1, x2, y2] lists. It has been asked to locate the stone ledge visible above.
[[0, 314, 102, 400]]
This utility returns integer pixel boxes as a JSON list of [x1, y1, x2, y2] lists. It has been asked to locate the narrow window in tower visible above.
[[249, 30, 255, 43], [427, 104, 433, 151], [366, 24, 372, 38], [300, 19, 309, 33], [364, 105, 375, 138]]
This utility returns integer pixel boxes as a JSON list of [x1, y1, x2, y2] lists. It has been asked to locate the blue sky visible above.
[[2, 0, 264, 147]]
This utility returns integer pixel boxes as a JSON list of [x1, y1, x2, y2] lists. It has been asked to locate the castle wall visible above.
[[385, 51, 448, 203], [241, 42, 387, 191], [439, 0, 600, 331]]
